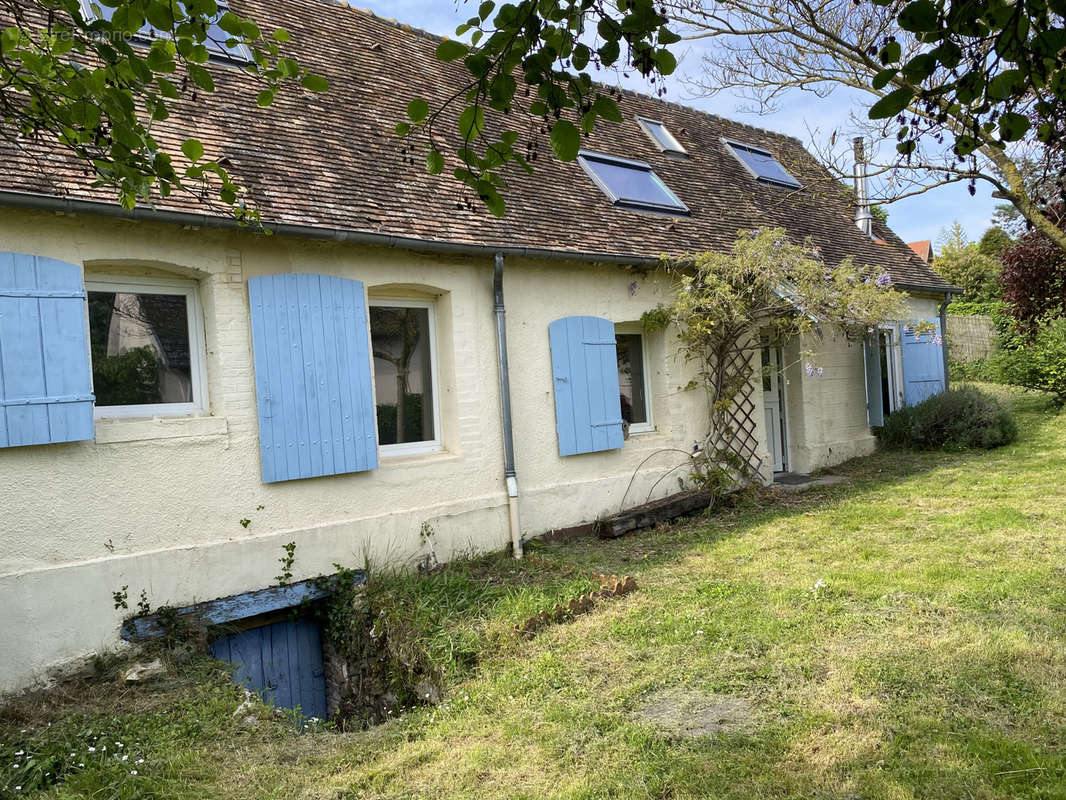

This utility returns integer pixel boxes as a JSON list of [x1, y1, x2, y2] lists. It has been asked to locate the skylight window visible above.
[[577, 151, 689, 215], [723, 139, 801, 189], [636, 116, 688, 157], [80, 0, 252, 62]]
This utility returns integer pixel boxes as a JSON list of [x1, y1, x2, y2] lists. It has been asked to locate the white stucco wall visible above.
[[780, 294, 943, 474], [1, 208, 779, 692]]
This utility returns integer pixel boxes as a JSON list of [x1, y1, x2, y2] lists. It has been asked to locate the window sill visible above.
[[378, 449, 460, 468], [94, 415, 228, 444], [628, 424, 656, 436]]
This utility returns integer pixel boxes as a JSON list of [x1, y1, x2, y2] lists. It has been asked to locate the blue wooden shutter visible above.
[[248, 274, 377, 483], [863, 332, 884, 428], [901, 318, 945, 406], [0, 252, 94, 448], [549, 316, 624, 456]]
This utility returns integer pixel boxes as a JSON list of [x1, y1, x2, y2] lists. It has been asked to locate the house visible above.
[[0, 0, 954, 704], [908, 240, 935, 264]]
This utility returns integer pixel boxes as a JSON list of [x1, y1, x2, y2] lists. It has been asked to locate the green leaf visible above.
[[458, 105, 485, 139], [878, 41, 901, 65], [407, 98, 429, 123], [549, 119, 580, 161], [658, 27, 682, 45], [272, 28, 291, 43], [1, 26, 20, 53], [436, 39, 468, 62], [301, 73, 329, 92], [187, 64, 214, 91], [395, 122, 411, 135], [483, 191, 506, 217], [872, 68, 897, 90], [426, 149, 445, 174], [998, 112, 1030, 141], [256, 89, 274, 106], [654, 48, 677, 76], [592, 94, 623, 123], [181, 138, 204, 162], [898, 0, 939, 32], [868, 87, 914, 119], [478, 0, 495, 20], [901, 52, 938, 83], [987, 69, 1024, 100]]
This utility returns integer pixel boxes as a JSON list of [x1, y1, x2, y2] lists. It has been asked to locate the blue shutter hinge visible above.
[[0, 289, 87, 298], [592, 419, 623, 427], [1, 393, 95, 407]]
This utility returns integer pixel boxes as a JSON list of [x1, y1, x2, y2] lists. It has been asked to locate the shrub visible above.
[[994, 316, 1066, 406], [876, 387, 1017, 450]]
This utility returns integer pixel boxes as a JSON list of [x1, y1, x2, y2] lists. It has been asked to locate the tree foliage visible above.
[[1001, 204, 1066, 325], [0, 0, 325, 218], [398, 0, 679, 216], [934, 221, 1003, 301]]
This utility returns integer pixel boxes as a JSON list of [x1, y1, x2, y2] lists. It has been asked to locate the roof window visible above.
[[80, 0, 252, 62], [723, 139, 801, 189], [577, 151, 689, 215], [636, 117, 688, 157]]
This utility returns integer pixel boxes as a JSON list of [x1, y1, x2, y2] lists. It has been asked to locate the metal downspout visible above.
[[493, 252, 523, 559], [940, 292, 951, 391]]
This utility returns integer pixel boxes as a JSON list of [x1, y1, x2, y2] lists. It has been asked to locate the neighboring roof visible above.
[[908, 241, 934, 264], [0, 0, 953, 292]]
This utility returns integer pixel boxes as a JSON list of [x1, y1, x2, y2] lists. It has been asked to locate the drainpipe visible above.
[[940, 292, 952, 391], [493, 252, 523, 559], [853, 137, 874, 238]]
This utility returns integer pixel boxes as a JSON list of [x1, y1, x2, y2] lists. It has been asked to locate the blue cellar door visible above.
[[210, 617, 327, 719]]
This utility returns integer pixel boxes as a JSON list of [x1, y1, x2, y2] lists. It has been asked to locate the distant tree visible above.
[[1002, 206, 1066, 327], [935, 222, 1003, 301], [871, 204, 889, 224], [978, 226, 1013, 259]]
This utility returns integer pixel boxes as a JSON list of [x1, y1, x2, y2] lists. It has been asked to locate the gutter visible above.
[[0, 189, 655, 268], [493, 252, 522, 559], [0, 190, 962, 296]]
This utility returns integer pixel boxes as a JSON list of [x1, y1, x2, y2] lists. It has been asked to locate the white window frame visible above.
[[576, 150, 691, 216], [615, 324, 654, 435], [85, 276, 208, 419], [880, 323, 904, 413], [720, 137, 802, 189], [369, 298, 443, 458], [636, 116, 688, 157]]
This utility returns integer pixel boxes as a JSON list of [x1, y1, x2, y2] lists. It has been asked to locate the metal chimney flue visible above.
[[853, 137, 874, 238]]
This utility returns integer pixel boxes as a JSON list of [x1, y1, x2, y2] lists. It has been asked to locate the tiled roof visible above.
[[0, 0, 953, 292], [908, 240, 934, 263]]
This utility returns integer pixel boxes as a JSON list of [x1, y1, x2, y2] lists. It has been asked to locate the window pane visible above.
[[581, 156, 685, 210], [642, 120, 684, 153], [729, 143, 801, 188], [371, 306, 435, 445], [88, 291, 193, 407], [616, 333, 647, 425]]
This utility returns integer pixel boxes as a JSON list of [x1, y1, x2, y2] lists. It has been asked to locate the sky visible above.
[[356, 0, 999, 248]]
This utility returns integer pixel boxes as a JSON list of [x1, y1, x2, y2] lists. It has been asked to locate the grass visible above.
[[4, 384, 1066, 799]]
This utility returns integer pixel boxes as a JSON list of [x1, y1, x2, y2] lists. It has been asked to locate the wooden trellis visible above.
[[703, 347, 764, 481]]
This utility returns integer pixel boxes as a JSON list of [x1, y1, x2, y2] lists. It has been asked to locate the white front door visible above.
[[761, 345, 787, 472]]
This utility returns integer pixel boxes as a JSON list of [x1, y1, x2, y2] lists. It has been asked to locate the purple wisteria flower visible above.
[[932, 334, 943, 346], [875, 272, 892, 288]]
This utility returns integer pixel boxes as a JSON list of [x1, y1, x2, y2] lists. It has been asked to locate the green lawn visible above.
[[4, 386, 1066, 799]]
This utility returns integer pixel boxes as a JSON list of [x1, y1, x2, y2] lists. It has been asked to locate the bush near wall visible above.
[[876, 387, 1018, 450], [995, 316, 1066, 405]]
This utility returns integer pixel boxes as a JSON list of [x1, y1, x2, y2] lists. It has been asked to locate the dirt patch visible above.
[[634, 689, 757, 738]]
